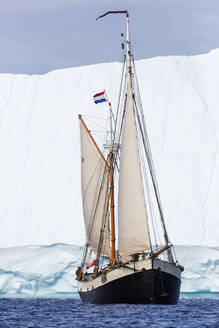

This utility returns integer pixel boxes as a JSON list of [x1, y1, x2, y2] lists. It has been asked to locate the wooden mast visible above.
[[104, 89, 116, 265], [109, 152, 115, 264]]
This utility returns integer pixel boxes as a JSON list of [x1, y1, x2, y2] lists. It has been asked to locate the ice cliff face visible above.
[[0, 50, 219, 247]]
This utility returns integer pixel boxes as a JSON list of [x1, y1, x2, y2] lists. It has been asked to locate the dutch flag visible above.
[[93, 91, 107, 104]]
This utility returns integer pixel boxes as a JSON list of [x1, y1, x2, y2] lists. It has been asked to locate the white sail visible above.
[[118, 78, 151, 256], [80, 119, 110, 257]]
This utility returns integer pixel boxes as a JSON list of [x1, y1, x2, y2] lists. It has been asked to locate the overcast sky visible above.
[[1, 0, 219, 74]]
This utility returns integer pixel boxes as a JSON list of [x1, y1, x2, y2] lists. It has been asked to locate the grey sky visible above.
[[1, 0, 219, 74]]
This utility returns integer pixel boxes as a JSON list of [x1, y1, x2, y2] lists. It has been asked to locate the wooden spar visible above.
[[150, 244, 171, 259], [78, 114, 108, 166], [109, 152, 115, 264]]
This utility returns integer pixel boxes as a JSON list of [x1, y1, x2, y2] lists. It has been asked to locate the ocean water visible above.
[[0, 297, 218, 328]]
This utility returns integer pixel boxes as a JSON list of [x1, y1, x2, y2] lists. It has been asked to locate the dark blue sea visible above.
[[0, 295, 219, 328]]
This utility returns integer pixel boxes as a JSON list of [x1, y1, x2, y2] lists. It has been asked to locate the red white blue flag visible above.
[[93, 91, 107, 104]]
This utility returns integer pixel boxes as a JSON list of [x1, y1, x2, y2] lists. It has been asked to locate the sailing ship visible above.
[[76, 10, 183, 304]]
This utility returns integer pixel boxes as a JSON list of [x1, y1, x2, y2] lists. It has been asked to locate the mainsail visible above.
[[79, 118, 110, 257], [118, 77, 151, 256]]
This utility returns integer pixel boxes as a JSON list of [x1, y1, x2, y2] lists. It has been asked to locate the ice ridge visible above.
[[0, 244, 218, 295]]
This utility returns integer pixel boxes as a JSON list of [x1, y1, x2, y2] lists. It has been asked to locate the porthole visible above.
[[101, 275, 107, 283]]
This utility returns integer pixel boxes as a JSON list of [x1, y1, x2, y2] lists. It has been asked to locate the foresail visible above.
[[118, 78, 151, 256], [80, 119, 110, 257]]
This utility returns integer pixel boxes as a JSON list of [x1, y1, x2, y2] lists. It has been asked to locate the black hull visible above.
[[79, 268, 181, 305]]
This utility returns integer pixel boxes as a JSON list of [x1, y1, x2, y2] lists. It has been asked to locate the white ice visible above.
[[0, 50, 219, 294], [0, 244, 218, 295], [1, 50, 219, 248]]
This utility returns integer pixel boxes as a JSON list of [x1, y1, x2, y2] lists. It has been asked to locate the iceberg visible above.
[[0, 244, 218, 295], [0, 50, 219, 294], [176, 246, 219, 292], [0, 51, 219, 248], [0, 244, 81, 295]]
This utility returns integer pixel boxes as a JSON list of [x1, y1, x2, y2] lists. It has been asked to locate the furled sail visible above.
[[118, 78, 151, 256], [79, 118, 110, 257]]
